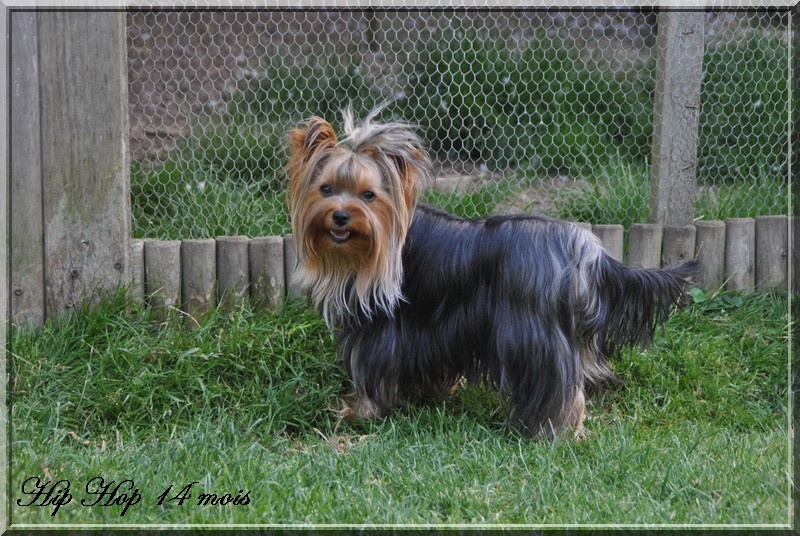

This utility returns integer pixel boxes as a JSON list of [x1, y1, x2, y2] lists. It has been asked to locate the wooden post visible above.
[[250, 236, 285, 311], [662, 225, 696, 268], [649, 11, 704, 226], [725, 218, 755, 293], [217, 236, 250, 311], [694, 221, 726, 293], [37, 12, 130, 320], [754, 215, 788, 290], [10, 12, 43, 326], [627, 223, 663, 269], [592, 224, 624, 262], [144, 240, 182, 321], [182, 239, 217, 327]]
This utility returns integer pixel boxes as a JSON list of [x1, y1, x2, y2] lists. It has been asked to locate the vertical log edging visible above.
[[725, 218, 755, 293], [627, 223, 663, 269], [592, 224, 624, 262], [130, 238, 145, 302], [283, 235, 301, 299], [143, 239, 181, 322], [754, 215, 788, 290], [131, 214, 791, 324], [250, 236, 285, 312], [216, 236, 250, 311], [662, 225, 696, 268], [182, 238, 216, 327], [693, 221, 725, 293]]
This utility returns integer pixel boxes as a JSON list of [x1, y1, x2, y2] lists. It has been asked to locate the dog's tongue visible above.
[[331, 230, 350, 241]]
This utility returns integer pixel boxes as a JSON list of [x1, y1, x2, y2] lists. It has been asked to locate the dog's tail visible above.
[[590, 254, 699, 359]]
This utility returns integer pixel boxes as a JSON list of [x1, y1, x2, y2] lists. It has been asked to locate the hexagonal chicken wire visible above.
[[127, 9, 790, 240]]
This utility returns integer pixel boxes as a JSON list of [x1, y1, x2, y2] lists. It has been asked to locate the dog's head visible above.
[[287, 108, 431, 323]]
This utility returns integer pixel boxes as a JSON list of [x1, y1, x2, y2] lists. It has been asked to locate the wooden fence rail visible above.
[[131, 215, 791, 323]]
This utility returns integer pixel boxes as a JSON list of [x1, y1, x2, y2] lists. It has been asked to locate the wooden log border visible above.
[[129, 216, 790, 319]]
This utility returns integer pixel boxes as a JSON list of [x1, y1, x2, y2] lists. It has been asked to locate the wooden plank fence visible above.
[[132, 215, 791, 323], [9, 11, 129, 327]]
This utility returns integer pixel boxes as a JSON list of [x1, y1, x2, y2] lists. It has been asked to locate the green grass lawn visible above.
[[9, 289, 791, 528]]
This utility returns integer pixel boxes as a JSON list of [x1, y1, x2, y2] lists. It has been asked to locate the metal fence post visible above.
[[648, 11, 705, 227]]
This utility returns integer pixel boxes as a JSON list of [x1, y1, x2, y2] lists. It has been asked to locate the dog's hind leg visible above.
[[508, 383, 587, 441], [565, 387, 587, 440], [492, 316, 586, 440]]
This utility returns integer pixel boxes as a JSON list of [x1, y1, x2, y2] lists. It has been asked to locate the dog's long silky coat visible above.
[[288, 109, 698, 439]]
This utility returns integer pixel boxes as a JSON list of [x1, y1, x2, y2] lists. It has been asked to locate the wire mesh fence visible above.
[[127, 9, 791, 240]]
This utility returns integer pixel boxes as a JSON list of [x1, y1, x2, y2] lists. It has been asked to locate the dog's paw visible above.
[[340, 391, 382, 422]]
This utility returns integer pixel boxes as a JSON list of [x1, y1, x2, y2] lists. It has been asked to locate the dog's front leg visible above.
[[339, 328, 404, 422], [341, 389, 385, 421]]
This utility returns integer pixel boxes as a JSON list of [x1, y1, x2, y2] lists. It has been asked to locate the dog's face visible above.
[[286, 112, 430, 322], [289, 139, 398, 271]]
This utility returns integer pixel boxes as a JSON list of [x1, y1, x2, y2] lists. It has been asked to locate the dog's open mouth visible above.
[[329, 229, 351, 243]]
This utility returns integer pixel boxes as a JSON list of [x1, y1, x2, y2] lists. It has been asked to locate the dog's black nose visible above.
[[332, 210, 350, 227]]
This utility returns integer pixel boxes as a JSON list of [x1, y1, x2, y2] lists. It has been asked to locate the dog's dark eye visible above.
[[360, 191, 376, 202], [320, 185, 334, 197]]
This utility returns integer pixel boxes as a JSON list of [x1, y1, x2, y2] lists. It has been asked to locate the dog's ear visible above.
[[386, 149, 422, 215], [289, 116, 337, 161], [287, 117, 338, 219]]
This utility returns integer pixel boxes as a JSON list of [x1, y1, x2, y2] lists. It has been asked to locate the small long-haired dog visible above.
[[287, 108, 698, 440]]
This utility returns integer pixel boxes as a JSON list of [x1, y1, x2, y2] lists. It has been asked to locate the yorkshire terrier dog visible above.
[[287, 108, 698, 440]]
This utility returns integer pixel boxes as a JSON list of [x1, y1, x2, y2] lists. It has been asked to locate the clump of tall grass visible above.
[[12, 289, 342, 437], [552, 154, 788, 228], [551, 155, 650, 228]]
